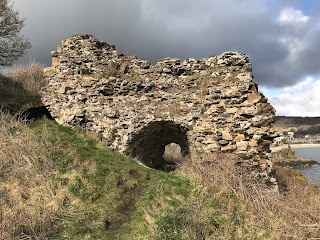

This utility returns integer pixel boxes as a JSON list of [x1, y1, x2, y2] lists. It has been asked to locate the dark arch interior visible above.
[[126, 121, 189, 172], [20, 105, 54, 122]]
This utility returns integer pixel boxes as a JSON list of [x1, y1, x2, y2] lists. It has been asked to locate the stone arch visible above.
[[125, 121, 190, 171], [43, 34, 278, 168]]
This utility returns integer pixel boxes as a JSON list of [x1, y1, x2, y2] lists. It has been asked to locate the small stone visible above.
[[203, 139, 218, 144], [51, 51, 58, 57], [230, 77, 239, 83], [222, 131, 233, 140], [43, 67, 55, 77], [253, 134, 262, 140], [239, 107, 254, 116], [234, 134, 245, 141], [221, 145, 236, 151], [248, 141, 258, 147], [246, 127, 257, 135], [163, 68, 171, 73], [219, 140, 229, 146], [236, 141, 248, 151], [108, 76, 117, 82], [247, 92, 261, 104], [120, 63, 128, 73], [206, 143, 220, 151], [52, 57, 59, 67], [58, 86, 70, 94], [226, 107, 238, 114], [83, 77, 98, 82]]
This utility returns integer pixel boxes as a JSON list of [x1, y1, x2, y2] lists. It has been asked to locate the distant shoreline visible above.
[[290, 144, 320, 148]]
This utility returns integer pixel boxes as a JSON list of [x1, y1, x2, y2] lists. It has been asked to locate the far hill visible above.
[[275, 116, 320, 128], [274, 116, 320, 137]]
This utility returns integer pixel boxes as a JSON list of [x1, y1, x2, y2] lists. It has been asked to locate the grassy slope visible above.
[[30, 120, 266, 240], [1, 117, 276, 240], [1, 113, 320, 239], [0, 67, 319, 238]]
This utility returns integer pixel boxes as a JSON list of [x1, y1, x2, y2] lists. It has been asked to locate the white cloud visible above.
[[263, 77, 320, 116], [278, 7, 310, 24]]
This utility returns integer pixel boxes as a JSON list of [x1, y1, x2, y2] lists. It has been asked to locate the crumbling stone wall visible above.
[[42, 34, 278, 171]]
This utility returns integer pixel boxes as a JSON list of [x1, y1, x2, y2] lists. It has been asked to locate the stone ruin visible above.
[[42, 34, 278, 174]]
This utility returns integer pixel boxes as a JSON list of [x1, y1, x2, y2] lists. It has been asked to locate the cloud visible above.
[[262, 77, 320, 116], [278, 7, 310, 24], [250, 5, 320, 88], [9, 0, 320, 92]]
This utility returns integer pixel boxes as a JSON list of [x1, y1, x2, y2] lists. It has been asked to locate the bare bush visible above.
[[9, 60, 46, 94], [178, 152, 273, 209], [177, 152, 320, 239]]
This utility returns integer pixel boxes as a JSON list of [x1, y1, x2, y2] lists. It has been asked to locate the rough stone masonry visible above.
[[42, 34, 278, 174]]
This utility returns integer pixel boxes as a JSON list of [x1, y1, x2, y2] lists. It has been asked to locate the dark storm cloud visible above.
[[12, 0, 320, 88]]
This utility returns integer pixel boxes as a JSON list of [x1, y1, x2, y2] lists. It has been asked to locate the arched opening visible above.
[[126, 121, 189, 172]]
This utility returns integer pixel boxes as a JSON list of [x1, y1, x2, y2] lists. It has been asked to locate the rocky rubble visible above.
[[42, 34, 278, 181]]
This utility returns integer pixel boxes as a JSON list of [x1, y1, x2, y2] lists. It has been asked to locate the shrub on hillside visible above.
[[9, 60, 46, 94], [177, 152, 320, 239]]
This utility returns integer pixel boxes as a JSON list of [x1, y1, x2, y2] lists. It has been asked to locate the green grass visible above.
[[24, 120, 270, 239], [28, 120, 191, 239]]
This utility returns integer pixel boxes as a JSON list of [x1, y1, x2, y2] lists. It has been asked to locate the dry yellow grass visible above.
[[0, 111, 72, 239], [177, 152, 320, 239], [9, 60, 46, 94]]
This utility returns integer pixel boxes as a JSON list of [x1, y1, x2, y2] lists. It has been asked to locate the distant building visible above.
[[305, 134, 310, 142], [287, 132, 294, 141], [274, 134, 285, 145]]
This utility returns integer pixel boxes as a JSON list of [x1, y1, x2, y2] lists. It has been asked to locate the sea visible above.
[[293, 147, 320, 187]]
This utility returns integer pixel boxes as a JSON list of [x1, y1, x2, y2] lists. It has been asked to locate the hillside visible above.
[[0, 111, 320, 239], [1, 61, 320, 239], [0, 115, 262, 239], [275, 116, 320, 128], [274, 116, 320, 137]]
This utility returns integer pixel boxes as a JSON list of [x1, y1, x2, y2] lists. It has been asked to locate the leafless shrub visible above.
[[178, 152, 272, 207], [177, 151, 320, 239], [9, 60, 46, 94]]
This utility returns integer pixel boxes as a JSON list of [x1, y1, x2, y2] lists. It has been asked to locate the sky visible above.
[[8, 0, 320, 116]]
